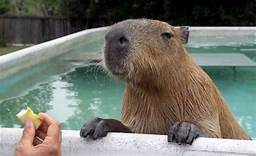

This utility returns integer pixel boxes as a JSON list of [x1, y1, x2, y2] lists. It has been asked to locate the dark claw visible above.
[[80, 128, 94, 137], [167, 122, 179, 143], [186, 130, 197, 145], [168, 121, 208, 145], [80, 117, 102, 138], [92, 120, 108, 139]]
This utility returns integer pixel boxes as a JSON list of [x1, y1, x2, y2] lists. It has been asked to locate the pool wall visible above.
[[0, 27, 256, 155], [1, 128, 256, 156], [188, 27, 256, 47], [1, 26, 255, 80], [0, 27, 108, 79]]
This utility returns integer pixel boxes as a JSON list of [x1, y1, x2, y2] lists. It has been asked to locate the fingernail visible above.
[[25, 119, 31, 129]]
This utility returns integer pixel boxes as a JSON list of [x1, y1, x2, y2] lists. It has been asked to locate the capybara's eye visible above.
[[161, 32, 174, 39]]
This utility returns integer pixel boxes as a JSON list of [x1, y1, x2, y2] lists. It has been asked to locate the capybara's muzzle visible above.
[[105, 28, 129, 53], [104, 28, 130, 76]]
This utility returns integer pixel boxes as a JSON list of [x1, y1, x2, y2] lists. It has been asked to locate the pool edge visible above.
[[0, 128, 255, 156], [0, 27, 108, 79]]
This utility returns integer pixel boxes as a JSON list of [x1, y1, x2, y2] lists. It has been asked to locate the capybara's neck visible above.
[[121, 51, 250, 139]]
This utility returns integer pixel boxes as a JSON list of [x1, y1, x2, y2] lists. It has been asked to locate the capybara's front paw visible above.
[[80, 118, 132, 140], [80, 117, 108, 139], [168, 122, 208, 145]]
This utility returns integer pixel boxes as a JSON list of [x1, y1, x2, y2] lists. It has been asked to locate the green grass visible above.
[[0, 46, 27, 56]]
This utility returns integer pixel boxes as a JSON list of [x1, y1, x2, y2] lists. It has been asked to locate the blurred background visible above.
[[1, 0, 256, 26], [0, 0, 256, 137], [0, 0, 255, 51]]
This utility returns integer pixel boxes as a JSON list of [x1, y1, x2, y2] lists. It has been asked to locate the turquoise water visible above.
[[0, 42, 256, 138]]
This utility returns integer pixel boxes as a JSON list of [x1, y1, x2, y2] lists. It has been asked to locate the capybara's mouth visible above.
[[104, 47, 129, 78], [104, 27, 130, 78]]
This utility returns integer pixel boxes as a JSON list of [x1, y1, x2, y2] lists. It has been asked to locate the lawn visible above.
[[0, 46, 27, 56]]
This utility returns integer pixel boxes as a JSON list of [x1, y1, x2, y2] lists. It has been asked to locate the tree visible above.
[[2, 0, 61, 16], [0, 0, 10, 14], [0, 0, 255, 25]]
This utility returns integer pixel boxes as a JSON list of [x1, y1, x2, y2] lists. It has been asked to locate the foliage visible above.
[[0, 39, 6, 47], [0, 46, 27, 56], [59, 0, 256, 26], [0, 0, 256, 25], [0, 0, 61, 16], [0, 0, 10, 14]]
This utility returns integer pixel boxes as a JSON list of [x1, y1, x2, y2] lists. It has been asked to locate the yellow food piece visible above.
[[16, 107, 42, 129]]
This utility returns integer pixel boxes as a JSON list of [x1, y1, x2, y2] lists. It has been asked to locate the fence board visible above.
[[0, 16, 93, 44]]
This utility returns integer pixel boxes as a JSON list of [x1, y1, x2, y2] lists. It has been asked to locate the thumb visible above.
[[19, 119, 35, 147]]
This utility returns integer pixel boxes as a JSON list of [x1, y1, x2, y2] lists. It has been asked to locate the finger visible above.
[[38, 113, 58, 134], [19, 119, 35, 147], [59, 129, 62, 143], [39, 113, 58, 126], [39, 113, 61, 143], [47, 122, 61, 141]]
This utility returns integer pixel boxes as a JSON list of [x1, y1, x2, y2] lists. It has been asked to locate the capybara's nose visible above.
[[105, 29, 129, 53]]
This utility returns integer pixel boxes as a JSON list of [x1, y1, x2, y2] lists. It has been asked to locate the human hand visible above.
[[14, 113, 62, 156]]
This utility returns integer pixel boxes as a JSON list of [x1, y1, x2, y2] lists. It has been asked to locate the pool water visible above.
[[0, 42, 256, 138]]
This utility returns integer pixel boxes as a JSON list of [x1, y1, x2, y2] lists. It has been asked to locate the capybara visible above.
[[80, 19, 250, 145]]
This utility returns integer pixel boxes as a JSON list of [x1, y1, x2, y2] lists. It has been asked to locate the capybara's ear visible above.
[[174, 26, 189, 44]]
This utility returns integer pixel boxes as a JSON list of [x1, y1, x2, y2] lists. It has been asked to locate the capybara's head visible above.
[[104, 19, 189, 85]]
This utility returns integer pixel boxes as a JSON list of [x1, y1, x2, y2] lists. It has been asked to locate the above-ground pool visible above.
[[0, 29, 256, 139]]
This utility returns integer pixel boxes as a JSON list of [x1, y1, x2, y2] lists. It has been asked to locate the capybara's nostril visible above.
[[119, 36, 129, 47], [106, 29, 129, 52]]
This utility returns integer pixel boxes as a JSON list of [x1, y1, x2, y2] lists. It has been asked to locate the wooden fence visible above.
[[0, 16, 107, 45]]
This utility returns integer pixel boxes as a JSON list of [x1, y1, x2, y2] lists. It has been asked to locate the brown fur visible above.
[[105, 19, 250, 139]]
